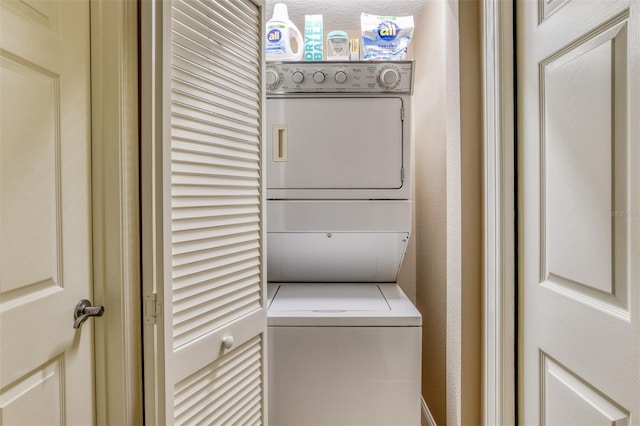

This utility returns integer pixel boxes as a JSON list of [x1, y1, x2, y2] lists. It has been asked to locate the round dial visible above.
[[334, 71, 348, 84], [291, 71, 305, 84], [378, 67, 401, 89], [313, 71, 326, 84], [266, 69, 280, 88]]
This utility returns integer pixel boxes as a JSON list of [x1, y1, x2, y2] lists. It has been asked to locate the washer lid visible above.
[[269, 283, 390, 312], [267, 283, 422, 327]]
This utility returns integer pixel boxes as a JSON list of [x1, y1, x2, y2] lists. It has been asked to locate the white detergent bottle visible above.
[[266, 3, 303, 61]]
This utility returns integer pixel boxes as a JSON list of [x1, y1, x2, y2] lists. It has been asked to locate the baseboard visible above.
[[421, 397, 437, 426]]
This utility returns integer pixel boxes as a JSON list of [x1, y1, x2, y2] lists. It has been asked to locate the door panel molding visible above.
[[0, 50, 63, 304], [537, 12, 630, 320], [539, 0, 571, 25], [540, 352, 630, 425], [0, 357, 65, 425]]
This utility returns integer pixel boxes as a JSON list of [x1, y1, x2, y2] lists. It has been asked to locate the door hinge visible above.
[[401, 107, 405, 121], [401, 167, 405, 183], [145, 293, 161, 324]]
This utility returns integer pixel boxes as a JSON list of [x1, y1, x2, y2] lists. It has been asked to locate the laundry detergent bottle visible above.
[[266, 3, 303, 61]]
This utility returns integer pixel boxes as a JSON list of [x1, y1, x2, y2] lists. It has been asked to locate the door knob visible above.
[[73, 299, 105, 329], [221, 336, 234, 349]]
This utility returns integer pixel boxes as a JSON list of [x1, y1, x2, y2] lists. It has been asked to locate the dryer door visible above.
[[267, 97, 404, 190]]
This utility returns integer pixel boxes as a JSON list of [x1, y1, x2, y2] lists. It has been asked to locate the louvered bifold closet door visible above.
[[144, 0, 266, 424]]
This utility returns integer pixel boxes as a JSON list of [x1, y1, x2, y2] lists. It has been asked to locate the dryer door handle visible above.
[[273, 125, 288, 162]]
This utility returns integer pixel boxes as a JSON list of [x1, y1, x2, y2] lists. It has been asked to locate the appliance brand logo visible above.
[[268, 28, 282, 42], [377, 21, 399, 41]]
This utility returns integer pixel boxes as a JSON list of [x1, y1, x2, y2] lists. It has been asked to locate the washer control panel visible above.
[[266, 61, 414, 94]]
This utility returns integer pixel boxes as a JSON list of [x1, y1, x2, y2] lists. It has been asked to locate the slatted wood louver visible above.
[[174, 335, 264, 424], [171, 0, 262, 347], [168, 0, 264, 423]]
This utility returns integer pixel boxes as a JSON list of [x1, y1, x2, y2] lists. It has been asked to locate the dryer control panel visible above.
[[266, 61, 414, 94]]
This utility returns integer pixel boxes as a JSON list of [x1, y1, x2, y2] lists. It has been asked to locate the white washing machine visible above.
[[267, 283, 421, 426], [265, 61, 421, 426]]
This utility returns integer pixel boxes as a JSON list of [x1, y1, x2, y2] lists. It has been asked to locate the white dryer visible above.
[[265, 61, 421, 426]]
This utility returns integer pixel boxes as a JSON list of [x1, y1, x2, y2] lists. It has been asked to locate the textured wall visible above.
[[413, 2, 483, 424], [458, 1, 482, 424], [265, 0, 426, 35], [445, 1, 463, 423], [412, 1, 448, 423]]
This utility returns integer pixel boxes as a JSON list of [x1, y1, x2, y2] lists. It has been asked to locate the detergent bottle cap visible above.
[[272, 3, 290, 21]]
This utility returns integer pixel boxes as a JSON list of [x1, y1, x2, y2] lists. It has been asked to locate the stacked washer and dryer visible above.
[[265, 61, 422, 426]]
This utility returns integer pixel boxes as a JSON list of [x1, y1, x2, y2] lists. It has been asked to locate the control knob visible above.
[[334, 71, 348, 84], [313, 71, 326, 84], [266, 69, 280, 88], [292, 71, 305, 84], [378, 67, 400, 89]]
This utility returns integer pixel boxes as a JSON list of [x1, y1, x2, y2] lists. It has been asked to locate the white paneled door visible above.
[[518, 0, 640, 423], [142, 0, 266, 424], [0, 0, 94, 424]]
